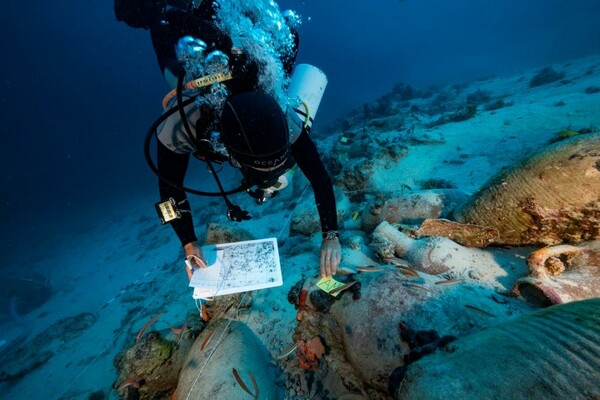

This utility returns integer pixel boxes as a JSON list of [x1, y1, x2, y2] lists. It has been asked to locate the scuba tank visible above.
[[286, 64, 328, 142]]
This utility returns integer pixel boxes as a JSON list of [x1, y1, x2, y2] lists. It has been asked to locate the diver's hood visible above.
[[221, 92, 295, 187]]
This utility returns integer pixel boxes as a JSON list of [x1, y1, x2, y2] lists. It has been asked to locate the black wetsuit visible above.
[[150, 8, 235, 85], [151, 7, 337, 246], [157, 132, 338, 246]]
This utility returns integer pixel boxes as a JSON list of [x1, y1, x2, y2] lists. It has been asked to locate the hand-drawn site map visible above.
[[190, 237, 282, 299]]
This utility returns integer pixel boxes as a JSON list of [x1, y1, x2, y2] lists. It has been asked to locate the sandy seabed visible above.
[[1, 54, 599, 399]]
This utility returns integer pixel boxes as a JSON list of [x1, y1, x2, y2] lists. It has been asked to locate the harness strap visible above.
[[162, 72, 233, 109]]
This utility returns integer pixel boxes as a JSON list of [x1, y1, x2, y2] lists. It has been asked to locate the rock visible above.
[[204, 223, 255, 244], [529, 66, 566, 88], [290, 201, 322, 237], [335, 166, 373, 202], [0, 272, 52, 321], [176, 319, 282, 399], [113, 309, 204, 400], [454, 133, 600, 246], [290, 189, 348, 236], [0, 313, 96, 383], [362, 190, 469, 233], [113, 331, 181, 400], [295, 336, 326, 370], [289, 271, 529, 397], [395, 298, 600, 399]]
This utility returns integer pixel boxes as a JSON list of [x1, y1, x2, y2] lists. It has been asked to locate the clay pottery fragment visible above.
[[454, 133, 600, 246], [395, 298, 600, 399]]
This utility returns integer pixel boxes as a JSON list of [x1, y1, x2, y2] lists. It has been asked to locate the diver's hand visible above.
[[320, 236, 341, 278], [184, 241, 208, 281]]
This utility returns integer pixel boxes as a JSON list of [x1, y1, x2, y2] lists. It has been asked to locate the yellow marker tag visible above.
[[316, 277, 346, 297], [352, 211, 360, 220], [191, 72, 233, 88]]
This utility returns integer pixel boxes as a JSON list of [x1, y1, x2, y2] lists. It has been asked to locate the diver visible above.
[[115, 0, 342, 278]]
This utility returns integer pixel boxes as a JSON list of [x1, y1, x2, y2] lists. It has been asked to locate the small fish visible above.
[[491, 293, 508, 304], [427, 247, 435, 263], [232, 368, 259, 399], [435, 279, 460, 286], [169, 319, 188, 336], [276, 343, 298, 360], [356, 265, 384, 272], [249, 373, 258, 399], [395, 264, 420, 278], [404, 283, 431, 292], [329, 281, 358, 295], [118, 378, 141, 391], [335, 268, 353, 276], [384, 256, 412, 266], [177, 319, 188, 344], [170, 327, 183, 335], [217, 302, 235, 319], [136, 312, 164, 342], [200, 328, 216, 351], [464, 304, 496, 317]]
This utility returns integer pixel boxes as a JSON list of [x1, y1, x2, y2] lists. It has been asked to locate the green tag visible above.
[[340, 137, 349, 143], [316, 277, 346, 297]]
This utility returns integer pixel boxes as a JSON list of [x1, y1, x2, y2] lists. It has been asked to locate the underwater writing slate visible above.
[[189, 237, 282, 299]]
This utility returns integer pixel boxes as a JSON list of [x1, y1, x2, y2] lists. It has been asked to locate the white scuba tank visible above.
[[286, 64, 328, 142]]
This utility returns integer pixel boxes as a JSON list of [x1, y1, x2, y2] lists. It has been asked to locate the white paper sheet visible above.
[[189, 237, 282, 299]]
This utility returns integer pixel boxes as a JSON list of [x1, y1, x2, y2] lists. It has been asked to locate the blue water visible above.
[[0, 0, 599, 398], [1, 0, 598, 235]]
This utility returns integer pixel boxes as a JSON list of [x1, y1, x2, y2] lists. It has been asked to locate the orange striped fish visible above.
[[404, 283, 431, 292], [232, 368, 259, 399], [395, 264, 419, 278], [356, 265, 384, 272], [177, 319, 187, 344], [329, 281, 358, 295], [384, 256, 413, 266], [276, 343, 298, 360], [200, 328, 216, 351], [118, 377, 141, 391], [170, 327, 182, 335], [435, 279, 460, 286], [218, 303, 235, 319], [136, 312, 164, 342]]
